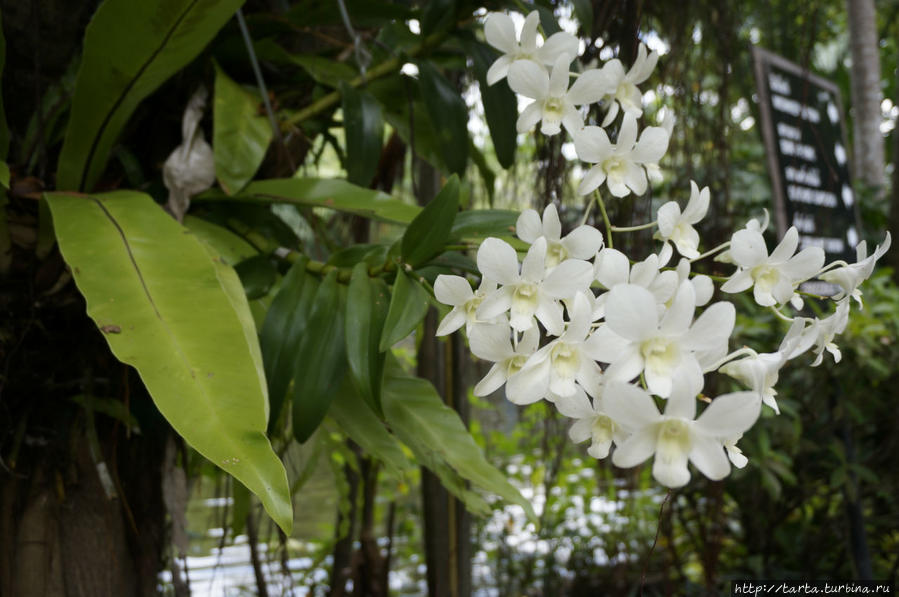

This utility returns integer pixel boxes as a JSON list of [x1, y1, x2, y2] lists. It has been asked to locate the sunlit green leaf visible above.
[[401, 174, 459, 267], [214, 63, 273, 194], [57, 0, 245, 191], [380, 269, 429, 351], [45, 190, 292, 534]]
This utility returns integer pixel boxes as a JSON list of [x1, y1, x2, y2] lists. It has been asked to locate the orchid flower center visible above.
[[602, 156, 627, 181], [505, 354, 528, 377], [543, 97, 564, 119], [511, 283, 540, 314], [750, 264, 780, 293], [640, 337, 679, 375], [464, 293, 485, 319], [550, 342, 580, 378], [615, 81, 639, 109], [656, 418, 692, 463], [546, 242, 569, 268], [591, 415, 616, 445]]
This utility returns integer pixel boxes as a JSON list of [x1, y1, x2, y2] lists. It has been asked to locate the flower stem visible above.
[[594, 191, 613, 249], [610, 221, 657, 233], [689, 241, 730, 263]]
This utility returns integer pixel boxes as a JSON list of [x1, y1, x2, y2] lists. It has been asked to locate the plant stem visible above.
[[594, 191, 613, 249], [610, 221, 657, 232], [690, 241, 730, 263]]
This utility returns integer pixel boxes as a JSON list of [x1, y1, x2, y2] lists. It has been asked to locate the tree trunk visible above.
[[846, 0, 885, 190]]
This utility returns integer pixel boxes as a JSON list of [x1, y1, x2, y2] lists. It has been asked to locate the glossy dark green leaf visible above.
[[56, 0, 245, 191], [183, 215, 258, 266], [467, 41, 517, 169], [326, 243, 390, 268], [417, 62, 469, 175], [230, 479, 250, 536], [572, 0, 594, 36], [401, 174, 459, 267], [45, 190, 292, 534], [234, 255, 277, 299], [254, 40, 356, 88], [345, 263, 389, 415], [535, 5, 561, 36], [421, 0, 455, 36], [340, 82, 383, 186], [379, 269, 429, 351], [259, 256, 314, 430], [382, 361, 537, 521], [214, 63, 273, 194], [328, 378, 410, 479], [200, 178, 420, 224], [450, 209, 519, 242], [292, 270, 346, 443]]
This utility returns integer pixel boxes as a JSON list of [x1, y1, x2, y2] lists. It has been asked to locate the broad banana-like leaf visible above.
[[45, 190, 292, 534], [56, 0, 245, 191]]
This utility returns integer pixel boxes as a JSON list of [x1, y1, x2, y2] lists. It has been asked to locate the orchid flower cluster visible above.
[[433, 11, 891, 488]]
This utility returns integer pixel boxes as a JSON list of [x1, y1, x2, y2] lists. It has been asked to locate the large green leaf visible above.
[[253, 39, 356, 88], [450, 209, 519, 242], [214, 63, 274, 194], [379, 269, 429, 351], [382, 363, 536, 521], [45, 190, 292, 534], [200, 178, 420, 224], [417, 61, 469, 175], [345, 264, 389, 415], [183, 215, 258, 265], [56, 0, 244, 191], [468, 41, 517, 169], [328, 379, 410, 480], [401, 174, 459, 267], [340, 82, 383, 186], [291, 270, 347, 443]]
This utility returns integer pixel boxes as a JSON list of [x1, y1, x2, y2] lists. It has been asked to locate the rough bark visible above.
[[846, 0, 886, 189]]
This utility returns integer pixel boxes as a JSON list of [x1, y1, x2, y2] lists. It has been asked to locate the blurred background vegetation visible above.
[[1, 0, 898, 595]]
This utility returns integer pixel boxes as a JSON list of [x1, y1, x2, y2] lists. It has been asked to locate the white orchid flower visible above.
[[469, 324, 540, 398], [593, 249, 678, 318], [819, 232, 891, 307], [483, 11, 579, 85], [724, 436, 749, 469], [476, 237, 594, 335], [720, 227, 825, 307], [434, 275, 498, 336], [597, 43, 659, 126], [508, 54, 612, 136], [655, 181, 710, 263], [554, 386, 625, 459], [588, 281, 734, 398], [573, 113, 669, 197], [605, 377, 762, 488], [516, 203, 604, 268], [719, 319, 814, 413], [809, 300, 850, 366], [506, 293, 604, 403]]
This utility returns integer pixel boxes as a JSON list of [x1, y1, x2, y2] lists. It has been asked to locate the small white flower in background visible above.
[[508, 54, 612, 135], [604, 376, 762, 487], [597, 43, 659, 126], [476, 237, 594, 335], [434, 275, 497, 336], [506, 292, 604, 403], [721, 227, 825, 307], [819, 232, 891, 307], [163, 87, 216, 222], [554, 386, 625, 459], [588, 281, 734, 398], [719, 318, 815, 414], [469, 324, 540, 398], [573, 113, 669, 197], [483, 11, 579, 85], [516, 204, 604, 268], [809, 300, 850, 366], [655, 181, 711, 263]]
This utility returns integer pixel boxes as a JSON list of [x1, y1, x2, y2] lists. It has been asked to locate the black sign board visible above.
[[751, 46, 860, 295]]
